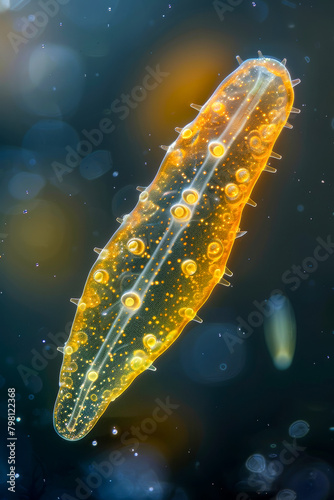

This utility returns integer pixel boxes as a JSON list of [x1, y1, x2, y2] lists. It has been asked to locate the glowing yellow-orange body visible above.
[[54, 55, 297, 440]]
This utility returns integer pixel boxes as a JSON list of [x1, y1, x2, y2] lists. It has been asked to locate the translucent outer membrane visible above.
[[54, 56, 295, 440]]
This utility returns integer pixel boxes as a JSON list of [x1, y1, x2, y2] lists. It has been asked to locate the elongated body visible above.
[[54, 54, 298, 440]]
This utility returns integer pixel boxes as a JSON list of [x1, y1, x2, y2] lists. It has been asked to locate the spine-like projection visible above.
[[54, 52, 300, 441]]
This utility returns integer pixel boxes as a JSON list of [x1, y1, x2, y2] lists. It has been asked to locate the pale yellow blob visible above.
[[209, 142, 225, 157], [264, 294, 296, 370], [65, 342, 78, 353], [127, 238, 146, 256], [75, 331, 88, 344], [213, 268, 222, 279], [121, 292, 141, 310], [63, 377, 73, 388], [143, 334, 157, 349], [139, 191, 149, 202], [102, 390, 112, 400], [87, 371, 98, 382], [110, 388, 121, 401], [235, 168, 250, 183], [181, 128, 192, 139], [182, 188, 199, 205], [211, 101, 225, 114], [184, 307, 195, 320], [93, 269, 109, 284], [170, 204, 191, 221], [225, 183, 240, 201], [207, 240, 224, 261], [178, 307, 195, 320], [181, 259, 197, 276], [248, 131, 266, 155], [130, 350, 147, 370]]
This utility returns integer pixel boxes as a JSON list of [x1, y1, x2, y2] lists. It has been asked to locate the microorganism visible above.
[[54, 52, 300, 440]]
